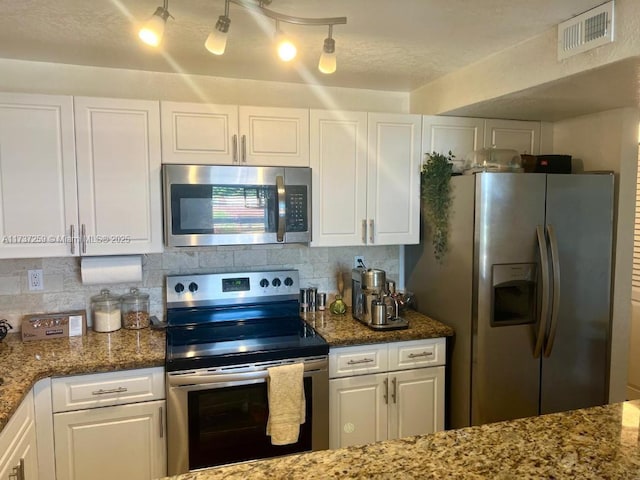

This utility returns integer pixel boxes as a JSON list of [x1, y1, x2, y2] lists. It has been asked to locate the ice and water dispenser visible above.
[[490, 264, 537, 327]]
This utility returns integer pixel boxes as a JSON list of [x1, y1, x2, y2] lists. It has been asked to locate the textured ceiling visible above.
[[0, 0, 608, 92], [447, 57, 640, 122]]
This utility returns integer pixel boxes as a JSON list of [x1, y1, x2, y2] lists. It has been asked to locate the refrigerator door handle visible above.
[[544, 224, 561, 357], [534, 225, 551, 358]]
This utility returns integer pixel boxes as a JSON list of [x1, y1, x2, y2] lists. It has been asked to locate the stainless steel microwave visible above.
[[162, 164, 311, 247]]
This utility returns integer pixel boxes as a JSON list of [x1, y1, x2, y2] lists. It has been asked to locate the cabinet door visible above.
[[54, 400, 166, 480], [422, 115, 484, 160], [0, 93, 78, 258], [239, 106, 309, 166], [484, 119, 541, 155], [329, 374, 388, 449], [388, 367, 445, 440], [310, 110, 368, 246], [74, 97, 163, 255], [367, 113, 421, 245], [0, 391, 38, 480], [0, 424, 38, 480], [160, 101, 239, 165]]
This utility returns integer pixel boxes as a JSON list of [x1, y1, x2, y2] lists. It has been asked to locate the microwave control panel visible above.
[[286, 186, 308, 232]]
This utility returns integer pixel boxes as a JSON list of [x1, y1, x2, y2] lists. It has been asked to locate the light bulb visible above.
[[205, 30, 227, 55], [318, 37, 336, 74], [275, 32, 297, 62], [205, 15, 230, 55], [138, 7, 170, 47]]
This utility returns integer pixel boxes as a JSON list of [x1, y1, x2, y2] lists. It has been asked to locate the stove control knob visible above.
[[272, 278, 282, 287], [284, 277, 294, 287], [188, 282, 198, 293], [260, 278, 269, 288], [174, 283, 185, 294]]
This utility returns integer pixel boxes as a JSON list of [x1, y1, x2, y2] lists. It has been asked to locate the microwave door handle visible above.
[[276, 175, 286, 242]]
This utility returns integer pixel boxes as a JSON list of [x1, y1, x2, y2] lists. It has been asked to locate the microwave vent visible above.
[[557, 0, 614, 60]]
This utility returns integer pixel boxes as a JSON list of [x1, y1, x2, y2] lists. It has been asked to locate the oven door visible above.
[[162, 164, 311, 247], [166, 357, 328, 475]]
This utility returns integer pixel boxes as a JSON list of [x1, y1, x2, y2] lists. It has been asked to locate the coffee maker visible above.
[[351, 267, 408, 330]]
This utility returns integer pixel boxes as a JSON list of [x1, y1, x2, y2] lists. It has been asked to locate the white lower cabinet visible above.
[[53, 400, 165, 480], [50, 367, 166, 480], [329, 338, 445, 449], [0, 390, 38, 480]]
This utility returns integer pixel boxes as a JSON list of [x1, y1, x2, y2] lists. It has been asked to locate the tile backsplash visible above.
[[0, 244, 400, 330]]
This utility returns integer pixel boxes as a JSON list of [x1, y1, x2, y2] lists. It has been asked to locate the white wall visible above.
[[0, 58, 409, 113], [553, 107, 640, 403], [410, 0, 640, 115]]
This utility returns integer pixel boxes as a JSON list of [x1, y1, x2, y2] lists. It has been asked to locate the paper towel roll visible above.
[[81, 256, 143, 285]]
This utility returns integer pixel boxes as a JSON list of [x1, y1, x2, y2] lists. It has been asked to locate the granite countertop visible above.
[[0, 309, 452, 436], [163, 399, 640, 479], [0, 329, 165, 432], [302, 308, 454, 346]]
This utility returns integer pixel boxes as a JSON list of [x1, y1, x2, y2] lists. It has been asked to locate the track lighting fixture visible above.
[[274, 22, 297, 62], [138, 0, 346, 74], [318, 26, 336, 74], [205, 0, 231, 55], [138, 0, 172, 47]]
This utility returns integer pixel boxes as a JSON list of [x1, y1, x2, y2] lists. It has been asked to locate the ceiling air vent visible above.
[[557, 0, 614, 60]]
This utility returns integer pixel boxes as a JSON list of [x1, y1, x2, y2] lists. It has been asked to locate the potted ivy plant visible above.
[[421, 151, 454, 262]]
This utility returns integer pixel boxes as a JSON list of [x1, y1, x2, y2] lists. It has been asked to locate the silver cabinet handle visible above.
[[91, 386, 128, 396], [534, 225, 550, 359], [232, 134, 238, 163], [369, 219, 374, 244], [159, 405, 164, 438], [81, 223, 87, 254], [391, 377, 397, 403], [70, 224, 75, 254], [408, 351, 433, 359], [241, 134, 247, 163], [544, 224, 561, 358], [361, 220, 367, 244], [276, 175, 286, 243], [9, 458, 24, 480], [383, 378, 388, 405], [346, 358, 374, 365]]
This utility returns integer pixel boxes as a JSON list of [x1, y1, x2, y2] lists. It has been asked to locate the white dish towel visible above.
[[266, 362, 305, 445]]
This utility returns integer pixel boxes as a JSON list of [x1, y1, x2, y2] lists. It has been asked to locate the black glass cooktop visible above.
[[165, 300, 328, 372]]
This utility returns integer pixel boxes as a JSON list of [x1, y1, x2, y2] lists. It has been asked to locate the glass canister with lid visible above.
[[121, 287, 150, 329], [91, 289, 122, 333]]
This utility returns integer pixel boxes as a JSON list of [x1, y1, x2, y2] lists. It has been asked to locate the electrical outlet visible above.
[[354, 256, 365, 269], [28, 269, 43, 291]]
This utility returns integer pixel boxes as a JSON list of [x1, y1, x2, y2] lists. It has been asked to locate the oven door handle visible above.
[[168, 358, 328, 387], [170, 370, 268, 386]]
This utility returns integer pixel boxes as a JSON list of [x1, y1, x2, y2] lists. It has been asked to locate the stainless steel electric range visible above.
[[164, 269, 329, 475]]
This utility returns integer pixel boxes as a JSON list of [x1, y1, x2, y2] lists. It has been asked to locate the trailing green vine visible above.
[[421, 151, 454, 262]]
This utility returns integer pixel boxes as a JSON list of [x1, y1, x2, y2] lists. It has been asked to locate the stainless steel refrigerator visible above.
[[404, 172, 614, 429]]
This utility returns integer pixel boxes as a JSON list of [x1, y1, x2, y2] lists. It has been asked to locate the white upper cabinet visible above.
[[367, 113, 421, 246], [74, 97, 163, 255], [310, 110, 368, 247], [422, 115, 485, 161], [310, 111, 421, 247], [239, 106, 309, 166], [0, 93, 78, 258], [484, 119, 541, 155], [161, 102, 309, 166], [161, 101, 239, 164], [0, 93, 162, 258]]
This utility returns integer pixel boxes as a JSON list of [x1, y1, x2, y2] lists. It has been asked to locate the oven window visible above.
[[171, 184, 277, 235], [187, 377, 313, 470]]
